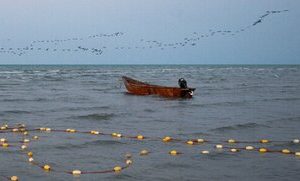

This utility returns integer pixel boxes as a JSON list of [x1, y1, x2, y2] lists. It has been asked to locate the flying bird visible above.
[[253, 19, 262, 26]]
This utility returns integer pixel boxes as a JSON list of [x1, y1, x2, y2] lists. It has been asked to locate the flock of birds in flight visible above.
[[0, 10, 288, 57]]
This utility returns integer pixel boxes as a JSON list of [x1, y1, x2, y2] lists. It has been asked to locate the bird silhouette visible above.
[[0, 10, 289, 57], [253, 19, 262, 26]]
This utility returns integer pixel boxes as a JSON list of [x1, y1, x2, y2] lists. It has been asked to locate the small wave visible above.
[[34, 98, 48, 102], [54, 143, 86, 150], [91, 88, 114, 92], [144, 109, 155, 113], [1, 110, 31, 114], [82, 140, 125, 146], [178, 132, 211, 137], [262, 97, 300, 102], [211, 123, 269, 132], [1, 98, 25, 102], [75, 113, 115, 121], [257, 68, 266, 71], [266, 117, 300, 124], [1, 98, 48, 102], [42, 76, 65, 81], [0, 83, 21, 86], [43, 106, 111, 113], [178, 101, 247, 108], [66, 106, 111, 111], [152, 119, 173, 123], [0, 71, 23, 74], [156, 162, 190, 169], [272, 142, 297, 147], [189, 97, 300, 108], [47, 69, 61, 73]]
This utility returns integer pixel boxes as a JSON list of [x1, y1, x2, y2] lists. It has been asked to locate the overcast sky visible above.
[[0, 0, 299, 64]]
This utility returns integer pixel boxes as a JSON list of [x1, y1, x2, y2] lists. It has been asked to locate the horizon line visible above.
[[0, 63, 299, 66]]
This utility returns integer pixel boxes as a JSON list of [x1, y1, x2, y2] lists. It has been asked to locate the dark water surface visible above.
[[0, 65, 300, 181]]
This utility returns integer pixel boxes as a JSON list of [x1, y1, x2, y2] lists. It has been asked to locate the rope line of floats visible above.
[[0, 123, 299, 180]]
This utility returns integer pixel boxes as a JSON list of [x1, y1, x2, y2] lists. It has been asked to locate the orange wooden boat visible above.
[[122, 76, 195, 98]]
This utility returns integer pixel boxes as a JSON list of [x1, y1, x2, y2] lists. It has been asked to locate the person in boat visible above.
[[178, 78, 188, 89]]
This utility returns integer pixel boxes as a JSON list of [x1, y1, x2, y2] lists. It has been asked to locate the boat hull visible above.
[[122, 76, 195, 98]]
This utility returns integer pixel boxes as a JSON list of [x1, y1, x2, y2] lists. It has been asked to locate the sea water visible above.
[[0, 65, 300, 180]]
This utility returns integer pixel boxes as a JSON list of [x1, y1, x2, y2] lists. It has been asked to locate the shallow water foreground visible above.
[[0, 65, 300, 181]]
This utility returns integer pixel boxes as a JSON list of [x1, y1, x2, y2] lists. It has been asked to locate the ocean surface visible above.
[[0, 65, 300, 181]]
